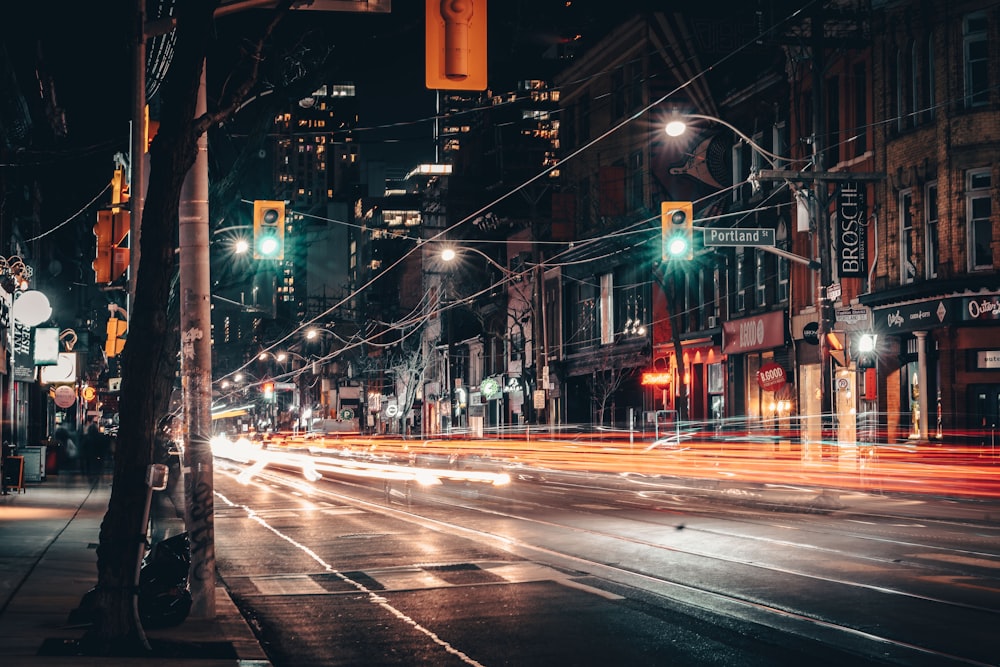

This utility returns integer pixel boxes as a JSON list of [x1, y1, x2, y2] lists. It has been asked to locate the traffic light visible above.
[[105, 317, 127, 358], [661, 201, 694, 260], [262, 381, 275, 401], [253, 200, 285, 260], [425, 0, 488, 91], [94, 210, 114, 284], [93, 208, 130, 284]]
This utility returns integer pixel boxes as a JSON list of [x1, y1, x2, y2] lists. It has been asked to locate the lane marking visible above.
[[217, 491, 487, 667]]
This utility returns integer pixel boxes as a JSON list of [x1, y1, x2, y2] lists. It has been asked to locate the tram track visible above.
[[217, 461, 999, 666]]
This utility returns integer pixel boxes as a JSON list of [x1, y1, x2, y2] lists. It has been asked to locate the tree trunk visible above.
[[82, 0, 218, 654]]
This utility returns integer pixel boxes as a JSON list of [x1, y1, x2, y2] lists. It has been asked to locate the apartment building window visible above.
[[776, 222, 789, 303], [896, 49, 908, 132], [772, 121, 789, 168], [826, 75, 840, 164], [853, 63, 868, 156], [925, 34, 936, 121], [750, 131, 766, 195], [910, 42, 921, 126], [913, 35, 935, 124], [698, 271, 708, 330], [599, 272, 614, 345], [626, 150, 644, 212], [627, 60, 643, 113], [964, 12, 989, 108], [755, 249, 767, 307], [925, 182, 939, 279], [612, 67, 625, 119], [732, 140, 748, 203], [900, 189, 916, 284], [735, 251, 747, 312], [968, 169, 993, 271], [712, 264, 723, 325]]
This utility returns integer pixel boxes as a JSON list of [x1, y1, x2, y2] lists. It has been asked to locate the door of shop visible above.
[[967, 384, 1000, 451]]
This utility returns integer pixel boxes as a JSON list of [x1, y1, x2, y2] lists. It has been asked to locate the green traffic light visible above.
[[666, 235, 690, 258], [257, 234, 281, 257]]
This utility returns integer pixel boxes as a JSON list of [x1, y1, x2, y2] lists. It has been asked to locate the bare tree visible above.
[[588, 351, 637, 427], [385, 334, 429, 437]]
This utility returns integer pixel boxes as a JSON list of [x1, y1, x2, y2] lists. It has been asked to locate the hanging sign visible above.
[[756, 362, 787, 392], [837, 181, 867, 278], [53, 385, 76, 408]]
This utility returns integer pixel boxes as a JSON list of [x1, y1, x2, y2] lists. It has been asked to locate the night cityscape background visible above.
[[1, 1, 999, 665]]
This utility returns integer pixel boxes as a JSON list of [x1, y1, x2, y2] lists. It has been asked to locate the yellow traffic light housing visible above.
[[253, 200, 286, 260], [94, 210, 114, 284], [425, 0, 488, 91], [93, 204, 130, 285], [105, 317, 127, 358], [661, 201, 694, 260]]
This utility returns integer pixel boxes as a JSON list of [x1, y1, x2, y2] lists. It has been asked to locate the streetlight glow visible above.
[[441, 248, 457, 262], [664, 119, 687, 137]]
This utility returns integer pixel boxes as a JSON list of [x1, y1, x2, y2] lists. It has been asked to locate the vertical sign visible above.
[[12, 320, 34, 382], [837, 181, 866, 278]]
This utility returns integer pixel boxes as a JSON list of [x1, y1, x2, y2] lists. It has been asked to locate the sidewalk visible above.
[[0, 472, 271, 666]]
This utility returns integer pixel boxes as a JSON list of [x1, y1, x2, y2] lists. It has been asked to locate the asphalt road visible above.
[[198, 455, 1000, 667]]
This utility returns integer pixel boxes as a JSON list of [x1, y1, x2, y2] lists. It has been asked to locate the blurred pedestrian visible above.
[[81, 420, 105, 477], [53, 426, 78, 472]]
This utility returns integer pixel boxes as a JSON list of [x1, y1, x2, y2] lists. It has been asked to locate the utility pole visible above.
[[757, 6, 883, 453], [179, 69, 215, 619]]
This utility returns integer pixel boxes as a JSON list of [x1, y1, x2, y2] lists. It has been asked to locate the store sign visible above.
[[835, 305, 871, 331], [479, 376, 501, 400], [977, 351, 1000, 369], [837, 181, 866, 278], [878, 299, 950, 333], [641, 372, 672, 386], [12, 320, 34, 382], [964, 296, 1000, 320], [53, 385, 76, 409], [756, 362, 787, 392], [722, 310, 784, 354]]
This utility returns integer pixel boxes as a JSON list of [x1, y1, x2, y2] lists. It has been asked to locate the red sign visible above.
[[722, 310, 785, 354], [756, 362, 787, 391], [53, 385, 77, 409], [641, 372, 672, 386]]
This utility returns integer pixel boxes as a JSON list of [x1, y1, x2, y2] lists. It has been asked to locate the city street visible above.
[[204, 452, 1000, 666]]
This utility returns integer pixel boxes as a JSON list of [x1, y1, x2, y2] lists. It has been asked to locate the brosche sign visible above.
[[757, 362, 787, 392]]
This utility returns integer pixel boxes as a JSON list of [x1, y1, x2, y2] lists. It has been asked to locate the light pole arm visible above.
[[761, 245, 821, 271]]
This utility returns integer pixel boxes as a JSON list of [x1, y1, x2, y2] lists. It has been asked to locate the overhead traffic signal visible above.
[[661, 201, 694, 260], [425, 0, 488, 91], [253, 200, 285, 260], [93, 209, 130, 284], [105, 316, 127, 358]]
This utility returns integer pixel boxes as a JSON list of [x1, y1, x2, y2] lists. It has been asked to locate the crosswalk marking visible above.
[[246, 561, 623, 600]]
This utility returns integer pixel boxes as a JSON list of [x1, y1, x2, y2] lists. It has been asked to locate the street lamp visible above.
[[664, 111, 841, 450], [438, 245, 543, 429]]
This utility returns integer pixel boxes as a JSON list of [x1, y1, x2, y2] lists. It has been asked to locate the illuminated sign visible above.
[[641, 372, 672, 386]]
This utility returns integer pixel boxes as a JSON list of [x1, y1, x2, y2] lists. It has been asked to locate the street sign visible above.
[[703, 228, 775, 247]]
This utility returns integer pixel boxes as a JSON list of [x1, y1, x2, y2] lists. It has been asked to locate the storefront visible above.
[[870, 293, 1000, 446], [722, 310, 794, 445]]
